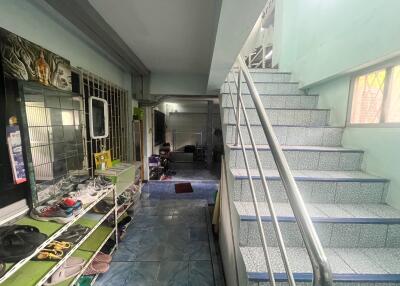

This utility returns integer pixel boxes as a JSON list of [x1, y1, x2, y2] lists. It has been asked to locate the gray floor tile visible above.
[[157, 261, 189, 285], [96, 262, 133, 286], [188, 241, 211, 260], [189, 261, 214, 286]]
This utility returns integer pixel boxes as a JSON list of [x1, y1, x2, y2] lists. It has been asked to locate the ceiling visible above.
[[88, 0, 217, 75]]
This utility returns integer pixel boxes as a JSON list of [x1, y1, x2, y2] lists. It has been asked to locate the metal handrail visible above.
[[224, 56, 333, 286], [228, 71, 295, 286], [226, 76, 276, 286]]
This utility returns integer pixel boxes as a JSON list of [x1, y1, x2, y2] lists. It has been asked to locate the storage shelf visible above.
[[0, 187, 116, 285], [1, 206, 116, 286], [56, 225, 116, 286]]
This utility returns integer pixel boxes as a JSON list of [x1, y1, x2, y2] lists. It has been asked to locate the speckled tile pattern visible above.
[[229, 147, 363, 171], [223, 107, 330, 127], [220, 69, 400, 285], [236, 202, 400, 248], [241, 246, 400, 275], [96, 183, 218, 286], [225, 125, 344, 146]]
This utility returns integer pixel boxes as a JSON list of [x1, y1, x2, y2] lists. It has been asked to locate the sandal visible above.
[[57, 225, 90, 244], [93, 252, 112, 264], [83, 261, 109, 275], [47, 241, 72, 251], [36, 248, 64, 260], [0, 225, 48, 262], [44, 257, 84, 285]]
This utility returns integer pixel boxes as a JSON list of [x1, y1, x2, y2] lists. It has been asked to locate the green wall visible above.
[[274, 0, 400, 87], [274, 0, 400, 209]]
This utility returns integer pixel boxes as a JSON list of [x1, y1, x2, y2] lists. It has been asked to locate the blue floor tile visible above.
[[189, 261, 214, 286], [96, 182, 218, 285]]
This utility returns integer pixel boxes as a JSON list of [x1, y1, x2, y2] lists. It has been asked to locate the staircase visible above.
[[220, 68, 400, 286]]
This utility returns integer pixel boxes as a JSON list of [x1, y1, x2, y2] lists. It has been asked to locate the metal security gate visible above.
[[78, 69, 129, 176]]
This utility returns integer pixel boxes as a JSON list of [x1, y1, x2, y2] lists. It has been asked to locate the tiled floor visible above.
[[166, 162, 220, 181], [96, 183, 219, 286]]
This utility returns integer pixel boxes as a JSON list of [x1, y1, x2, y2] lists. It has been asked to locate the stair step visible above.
[[235, 202, 400, 248], [222, 107, 330, 127], [227, 71, 292, 82], [220, 93, 318, 109], [231, 169, 388, 204], [222, 81, 300, 95], [227, 144, 363, 171], [241, 247, 400, 285], [225, 124, 343, 146]]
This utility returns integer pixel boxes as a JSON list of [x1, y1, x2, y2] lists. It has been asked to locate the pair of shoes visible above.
[[44, 256, 85, 285], [0, 225, 48, 262], [57, 225, 91, 244], [66, 186, 102, 207], [58, 198, 83, 214], [35, 240, 72, 261], [83, 252, 112, 275], [100, 239, 115, 254], [92, 200, 113, 214], [30, 204, 74, 224]]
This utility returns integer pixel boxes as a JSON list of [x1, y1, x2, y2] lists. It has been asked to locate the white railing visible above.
[[241, 0, 275, 68], [223, 56, 333, 286]]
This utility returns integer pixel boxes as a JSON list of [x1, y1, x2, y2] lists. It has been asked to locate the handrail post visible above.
[[236, 55, 333, 286], [234, 68, 242, 146]]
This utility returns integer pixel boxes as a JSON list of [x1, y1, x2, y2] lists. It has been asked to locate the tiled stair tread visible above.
[[227, 144, 363, 153], [234, 202, 400, 221], [231, 169, 388, 182], [232, 68, 289, 74], [241, 247, 400, 279], [222, 92, 310, 96], [224, 79, 298, 83], [225, 123, 342, 128], [223, 106, 330, 111]]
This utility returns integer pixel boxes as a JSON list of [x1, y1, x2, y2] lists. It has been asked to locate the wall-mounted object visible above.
[[89, 96, 109, 139], [0, 28, 72, 91], [18, 81, 88, 206]]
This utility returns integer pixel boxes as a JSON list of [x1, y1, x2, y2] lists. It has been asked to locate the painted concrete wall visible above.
[[150, 73, 209, 96], [0, 0, 131, 91], [309, 76, 400, 209], [274, 0, 400, 87], [274, 0, 400, 208]]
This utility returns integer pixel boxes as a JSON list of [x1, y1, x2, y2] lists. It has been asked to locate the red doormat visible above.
[[175, 183, 193, 193]]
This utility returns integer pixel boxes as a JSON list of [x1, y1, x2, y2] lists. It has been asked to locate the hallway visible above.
[[96, 182, 221, 285]]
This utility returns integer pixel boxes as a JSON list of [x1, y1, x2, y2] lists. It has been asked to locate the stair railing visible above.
[[225, 55, 333, 286]]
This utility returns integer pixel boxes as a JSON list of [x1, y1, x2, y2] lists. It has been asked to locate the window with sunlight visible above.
[[350, 63, 400, 125]]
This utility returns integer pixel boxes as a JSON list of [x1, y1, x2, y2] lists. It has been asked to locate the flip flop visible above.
[[44, 257, 84, 285], [64, 256, 85, 268], [83, 261, 109, 275], [93, 252, 112, 264]]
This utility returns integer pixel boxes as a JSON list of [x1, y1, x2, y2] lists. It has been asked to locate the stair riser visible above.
[[247, 279, 400, 286], [240, 220, 400, 248], [223, 108, 329, 127], [222, 82, 300, 95], [233, 179, 387, 204], [229, 71, 292, 82], [225, 125, 343, 146], [228, 149, 363, 171], [221, 94, 318, 109]]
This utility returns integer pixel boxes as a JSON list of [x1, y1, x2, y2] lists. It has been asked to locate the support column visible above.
[[206, 100, 213, 169]]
